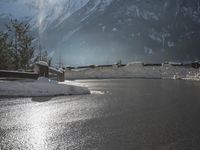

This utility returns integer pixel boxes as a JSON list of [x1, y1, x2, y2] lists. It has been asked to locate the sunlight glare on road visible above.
[[26, 104, 52, 149]]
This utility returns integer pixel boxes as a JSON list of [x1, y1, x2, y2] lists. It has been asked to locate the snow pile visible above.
[[65, 62, 161, 79], [65, 67, 121, 79], [0, 77, 90, 97], [161, 64, 199, 79], [124, 62, 161, 78]]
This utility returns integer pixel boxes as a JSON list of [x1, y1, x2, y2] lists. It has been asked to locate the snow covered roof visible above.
[[49, 67, 63, 73], [35, 61, 48, 66]]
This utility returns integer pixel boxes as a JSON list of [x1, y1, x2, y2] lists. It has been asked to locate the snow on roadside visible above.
[[61, 80, 89, 87], [0, 77, 90, 97], [65, 62, 200, 81]]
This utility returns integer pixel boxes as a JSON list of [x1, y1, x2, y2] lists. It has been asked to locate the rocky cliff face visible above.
[[1, 0, 200, 65]]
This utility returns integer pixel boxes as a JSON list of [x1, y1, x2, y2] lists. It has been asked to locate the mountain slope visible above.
[[1, 0, 200, 65]]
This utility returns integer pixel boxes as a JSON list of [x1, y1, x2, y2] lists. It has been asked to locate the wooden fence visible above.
[[0, 62, 65, 82], [49, 67, 65, 82], [0, 70, 39, 80]]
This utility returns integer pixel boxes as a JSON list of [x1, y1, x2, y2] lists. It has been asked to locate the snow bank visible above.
[[65, 62, 200, 81], [0, 77, 90, 97], [65, 62, 161, 79], [161, 64, 199, 79]]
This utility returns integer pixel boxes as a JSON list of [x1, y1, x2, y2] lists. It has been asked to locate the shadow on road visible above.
[[32, 97, 52, 102]]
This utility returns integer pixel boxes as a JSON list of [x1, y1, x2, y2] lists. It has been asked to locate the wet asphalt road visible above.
[[1, 79, 200, 150]]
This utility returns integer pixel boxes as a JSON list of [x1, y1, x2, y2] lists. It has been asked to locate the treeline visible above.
[[0, 19, 35, 70]]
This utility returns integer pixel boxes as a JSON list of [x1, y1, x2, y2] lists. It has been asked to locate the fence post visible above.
[[58, 70, 65, 82], [34, 61, 49, 78]]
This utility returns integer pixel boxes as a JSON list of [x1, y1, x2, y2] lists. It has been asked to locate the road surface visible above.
[[1, 79, 200, 150]]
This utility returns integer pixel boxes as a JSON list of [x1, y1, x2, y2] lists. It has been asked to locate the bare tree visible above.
[[0, 32, 11, 69], [6, 19, 35, 70]]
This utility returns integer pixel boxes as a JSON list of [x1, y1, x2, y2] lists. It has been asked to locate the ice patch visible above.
[[90, 90, 111, 95], [91, 90, 105, 95], [62, 80, 88, 87]]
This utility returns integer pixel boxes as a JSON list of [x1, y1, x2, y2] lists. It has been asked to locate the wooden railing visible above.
[[0, 62, 65, 82], [0, 70, 39, 80], [34, 62, 65, 82]]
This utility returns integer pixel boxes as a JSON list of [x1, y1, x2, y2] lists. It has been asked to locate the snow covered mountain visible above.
[[0, 0, 92, 31], [1, 0, 200, 65]]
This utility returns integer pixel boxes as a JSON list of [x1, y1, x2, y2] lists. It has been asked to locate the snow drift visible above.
[[0, 77, 90, 97], [65, 62, 200, 80]]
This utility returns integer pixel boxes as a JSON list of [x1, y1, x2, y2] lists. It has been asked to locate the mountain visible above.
[[1, 0, 200, 66], [0, 0, 91, 31]]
